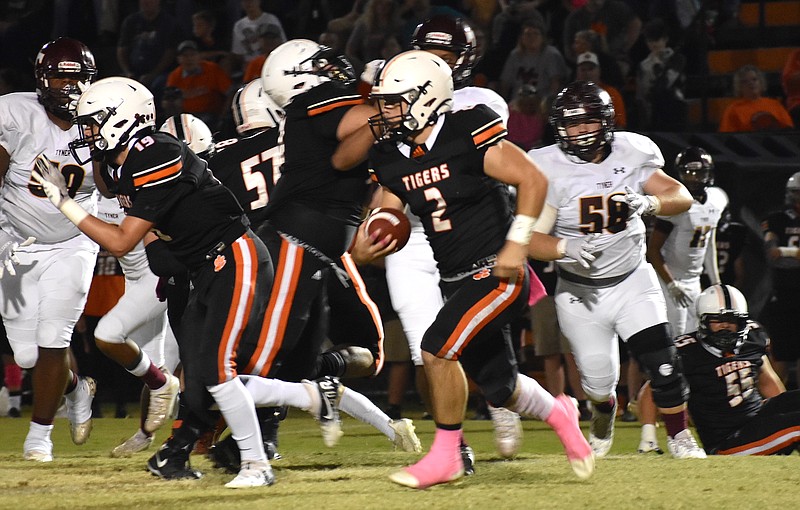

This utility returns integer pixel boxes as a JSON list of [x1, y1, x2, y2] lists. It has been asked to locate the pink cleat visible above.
[[545, 395, 595, 480], [389, 428, 464, 489]]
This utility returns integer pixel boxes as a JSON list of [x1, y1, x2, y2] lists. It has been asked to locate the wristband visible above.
[[778, 247, 800, 258], [649, 195, 662, 215], [59, 198, 89, 226], [556, 238, 567, 257], [506, 214, 537, 245]]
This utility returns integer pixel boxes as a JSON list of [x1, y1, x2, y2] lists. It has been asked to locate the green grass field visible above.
[[1, 409, 797, 510]]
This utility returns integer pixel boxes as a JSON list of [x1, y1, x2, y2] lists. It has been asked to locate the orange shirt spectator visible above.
[[242, 26, 283, 84], [782, 48, 800, 124], [167, 40, 232, 122], [575, 52, 627, 128], [719, 65, 794, 132]]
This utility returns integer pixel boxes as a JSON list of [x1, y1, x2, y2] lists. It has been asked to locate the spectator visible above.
[[719, 64, 795, 132], [190, 9, 233, 75], [562, 0, 641, 74], [571, 29, 625, 89], [636, 18, 687, 131], [781, 48, 800, 127], [230, 0, 287, 79], [242, 25, 284, 84], [166, 40, 233, 129], [506, 84, 546, 151], [345, 0, 402, 70], [499, 17, 569, 102], [575, 52, 627, 128], [326, 0, 368, 48], [116, 0, 181, 95]]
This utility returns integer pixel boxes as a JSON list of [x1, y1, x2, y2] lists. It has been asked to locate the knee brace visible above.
[[627, 323, 689, 408], [317, 345, 376, 380]]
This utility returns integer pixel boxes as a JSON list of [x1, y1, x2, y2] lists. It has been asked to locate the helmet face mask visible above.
[[696, 284, 749, 352], [35, 37, 97, 121], [675, 146, 714, 199], [411, 15, 476, 88], [69, 77, 156, 165], [369, 51, 454, 143], [550, 81, 614, 163]]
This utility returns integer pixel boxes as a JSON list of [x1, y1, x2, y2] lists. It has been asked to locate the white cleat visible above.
[[111, 429, 155, 458], [488, 405, 523, 458], [667, 429, 707, 459], [64, 376, 96, 445], [23, 435, 53, 462], [588, 400, 616, 458], [144, 374, 180, 434], [389, 418, 422, 453], [638, 439, 664, 454], [303, 376, 344, 447], [224, 460, 275, 488]]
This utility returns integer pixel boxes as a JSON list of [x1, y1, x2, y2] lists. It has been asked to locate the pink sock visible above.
[[545, 395, 592, 461], [402, 428, 464, 489]]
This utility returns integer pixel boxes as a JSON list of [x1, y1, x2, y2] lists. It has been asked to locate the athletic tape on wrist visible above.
[[59, 198, 89, 226], [506, 214, 537, 245]]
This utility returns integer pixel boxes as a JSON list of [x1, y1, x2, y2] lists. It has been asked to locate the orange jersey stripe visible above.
[[472, 122, 506, 147], [717, 425, 800, 455], [217, 238, 250, 382], [133, 161, 182, 188], [341, 252, 385, 375], [308, 98, 364, 117]]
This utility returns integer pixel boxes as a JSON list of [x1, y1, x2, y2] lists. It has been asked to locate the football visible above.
[[365, 207, 411, 250]]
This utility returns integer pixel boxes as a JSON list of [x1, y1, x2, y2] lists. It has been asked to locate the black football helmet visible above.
[[675, 146, 714, 200], [411, 14, 477, 89], [696, 284, 749, 352], [549, 81, 615, 163], [34, 37, 97, 121]]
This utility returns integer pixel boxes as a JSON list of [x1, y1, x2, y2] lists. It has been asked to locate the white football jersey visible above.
[[0, 93, 97, 243], [657, 186, 728, 279], [96, 195, 151, 280], [454, 86, 509, 124], [528, 131, 664, 279]]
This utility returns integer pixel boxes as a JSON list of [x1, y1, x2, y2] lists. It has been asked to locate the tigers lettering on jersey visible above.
[[402, 163, 451, 191]]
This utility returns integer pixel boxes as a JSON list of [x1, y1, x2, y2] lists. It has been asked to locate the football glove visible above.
[[612, 185, 660, 217], [32, 153, 70, 208], [667, 281, 693, 308], [0, 229, 35, 278], [560, 235, 599, 269]]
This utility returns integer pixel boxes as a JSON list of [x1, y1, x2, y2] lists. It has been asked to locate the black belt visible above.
[[557, 267, 635, 288]]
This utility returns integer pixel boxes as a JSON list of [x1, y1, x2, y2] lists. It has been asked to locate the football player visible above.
[[365, 50, 594, 489], [638, 285, 800, 455], [760, 171, 800, 388], [527, 81, 705, 459], [0, 37, 99, 462], [648, 146, 728, 335], [383, 13, 524, 462]]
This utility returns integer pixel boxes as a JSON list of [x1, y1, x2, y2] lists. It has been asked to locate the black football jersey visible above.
[[264, 81, 371, 259], [208, 128, 281, 226], [677, 321, 769, 449], [369, 105, 513, 278], [715, 218, 747, 286], [761, 208, 800, 292], [113, 131, 246, 269]]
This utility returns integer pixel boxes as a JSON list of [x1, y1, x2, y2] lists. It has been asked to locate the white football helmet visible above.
[[261, 39, 355, 108], [369, 50, 453, 142], [232, 80, 283, 134], [785, 171, 800, 207], [69, 76, 155, 164], [159, 113, 215, 158], [696, 284, 749, 352]]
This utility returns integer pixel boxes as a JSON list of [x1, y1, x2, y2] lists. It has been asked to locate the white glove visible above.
[[611, 185, 661, 217], [0, 229, 35, 278], [667, 281, 693, 308], [32, 153, 69, 208], [559, 235, 599, 269]]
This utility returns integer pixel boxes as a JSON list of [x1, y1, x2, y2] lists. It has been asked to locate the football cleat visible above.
[[637, 439, 664, 455], [389, 418, 422, 453], [144, 374, 180, 434], [545, 395, 595, 480], [224, 460, 275, 488], [488, 405, 523, 458], [209, 435, 282, 474], [460, 442, 475, 476], [111, 429, 154, 458], [303, 376, 344, 447], [23, 436, 53, 463], [667, 429, 707, 459], [147, 441, 202, 480], [64, 376, 96, 445], [588, 400, 616, 458]]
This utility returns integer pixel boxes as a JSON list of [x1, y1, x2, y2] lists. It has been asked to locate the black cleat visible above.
[[460, 443, 475, 476], [208, 435, 281, 474], [147, 441, 202, 480]]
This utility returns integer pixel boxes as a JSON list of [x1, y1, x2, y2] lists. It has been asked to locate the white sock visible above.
[[641, 423, 658, 443], [239, 374, 313, 410], [339, 387, 393, 439], [127, 351, 152, 377], [27, 421, 54, 440], [208, 377, 266, 463], [9, 394, 21, 409], [509, 374, 555, 420]]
